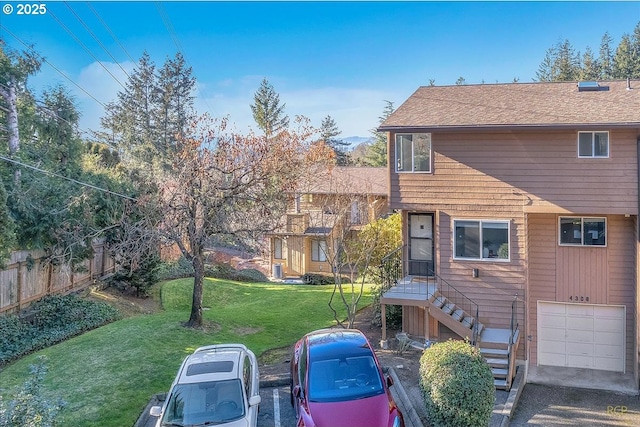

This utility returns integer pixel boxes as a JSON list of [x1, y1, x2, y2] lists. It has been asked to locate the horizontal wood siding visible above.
[[389, 130, 638, 215], [435, 210, 526, 332], [528, 214, 560, 366]]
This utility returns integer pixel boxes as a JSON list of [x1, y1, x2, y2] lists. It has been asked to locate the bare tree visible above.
[[138, 114, 331, 327], [297, 167, 389, 328]]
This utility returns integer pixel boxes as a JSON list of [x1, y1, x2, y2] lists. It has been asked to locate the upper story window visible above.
[[273, 238, 284, 259], [559, 217, 606, 246], [578, 131, 609, 158], [395, 133, 431, 173], [454, 219, 510, 261]]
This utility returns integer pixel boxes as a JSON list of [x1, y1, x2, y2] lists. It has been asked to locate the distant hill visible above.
[[340, 136, 373, 147]]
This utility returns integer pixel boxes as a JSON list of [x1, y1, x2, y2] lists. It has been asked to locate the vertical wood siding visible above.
[[528, 214, 636, 371]]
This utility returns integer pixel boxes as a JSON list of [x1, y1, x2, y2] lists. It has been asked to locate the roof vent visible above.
[[577, 81, 609, 92]]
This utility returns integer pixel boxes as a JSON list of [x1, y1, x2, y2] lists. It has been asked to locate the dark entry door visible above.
[[408, 213, 434, 276]]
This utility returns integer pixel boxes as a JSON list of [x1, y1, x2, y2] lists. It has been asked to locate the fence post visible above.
[[16, 260, 22, 311]]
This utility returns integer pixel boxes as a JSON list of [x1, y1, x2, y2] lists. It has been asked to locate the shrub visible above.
[[419, 339, 495, 427], [204, 262, 236, 280], [234, 268, 267, 282], [370, 283, 402, 329], [109, 254, 161, 296], [0, 356, 65, 427], [301, 273, 350, 285], [0, 295, 120, 366], [157, 257, 194, 280]]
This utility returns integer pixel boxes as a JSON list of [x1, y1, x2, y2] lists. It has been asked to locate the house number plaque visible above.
[[568, 295, 589, 302]]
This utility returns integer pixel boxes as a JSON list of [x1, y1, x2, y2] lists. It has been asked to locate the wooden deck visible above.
[[381, 278, 438, 307]]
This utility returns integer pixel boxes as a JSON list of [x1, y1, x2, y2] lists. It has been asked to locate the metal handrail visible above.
[[380, 244, 481, 344]]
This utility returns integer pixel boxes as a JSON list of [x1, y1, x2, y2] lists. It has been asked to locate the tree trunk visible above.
[[0, 79, 21, 184], [187, 255, 204, 327]]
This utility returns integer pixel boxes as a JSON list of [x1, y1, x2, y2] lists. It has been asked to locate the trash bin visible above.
[[272, 263, 283, 279]]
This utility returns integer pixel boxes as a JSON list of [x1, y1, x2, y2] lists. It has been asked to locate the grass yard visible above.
[[0, 278, 374, 427]]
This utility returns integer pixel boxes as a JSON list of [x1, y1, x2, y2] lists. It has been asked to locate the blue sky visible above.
[[2, 1, 639, 138]]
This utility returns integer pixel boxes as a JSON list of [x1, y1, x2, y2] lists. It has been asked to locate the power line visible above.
[[46, 5, 127, 90], [1, 26, 108, 109], [85, 1, 137, 65], [154, 1, 219, 119], [0, 154, 138, 202], [64, 1, 131, 81]]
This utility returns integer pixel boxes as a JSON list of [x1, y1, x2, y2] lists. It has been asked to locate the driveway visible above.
[[509, 383, 640, 426]]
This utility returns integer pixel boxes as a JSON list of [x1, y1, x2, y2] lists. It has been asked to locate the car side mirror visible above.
[[249, 395, 261, 406], [149, 406, 162, 417], [386, 375, 394, 388], [293, 385, 302, 398]]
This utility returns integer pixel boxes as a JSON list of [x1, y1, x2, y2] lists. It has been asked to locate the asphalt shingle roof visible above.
[[379, 80, 640, 130]]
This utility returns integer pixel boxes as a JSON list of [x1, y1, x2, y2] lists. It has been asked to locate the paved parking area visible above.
[[257, 385, 295, 427]]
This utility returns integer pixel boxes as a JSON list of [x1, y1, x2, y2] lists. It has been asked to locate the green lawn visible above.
[[0, 278, 374, 427]]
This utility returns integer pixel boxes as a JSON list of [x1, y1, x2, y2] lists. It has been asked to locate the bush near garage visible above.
[[0, 294, 121, 366], [419, 339, 495, 427]]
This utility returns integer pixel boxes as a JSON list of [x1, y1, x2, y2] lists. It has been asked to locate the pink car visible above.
[[290, 329, 404, 427]]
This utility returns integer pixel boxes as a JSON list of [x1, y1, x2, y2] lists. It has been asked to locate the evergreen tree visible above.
[[364, 100, 394, 167], [0, 176, 16, 267], [599, 32, 614, 79], [319, 115, 349, 165], [250, 78, 289, 137], [102, 52, 157, 166], [579, 47, 601, 81], [155, 52, 196, 158], [555, 39, 580, 81], [613, 34, 636, 79], [536, 46, 556, 81], [633, 22, 640, 77]]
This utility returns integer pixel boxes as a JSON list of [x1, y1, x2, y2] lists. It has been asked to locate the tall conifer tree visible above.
[[250, 78, 289, 137]]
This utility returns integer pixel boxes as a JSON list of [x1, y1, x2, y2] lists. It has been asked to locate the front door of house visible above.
[[408, 213, 434, 276]]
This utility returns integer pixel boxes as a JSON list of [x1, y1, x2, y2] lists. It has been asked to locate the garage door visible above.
[[537, 301, 625, 372]]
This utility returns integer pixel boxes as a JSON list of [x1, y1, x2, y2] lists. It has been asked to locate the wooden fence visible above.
[[0, 239, 115, 315]]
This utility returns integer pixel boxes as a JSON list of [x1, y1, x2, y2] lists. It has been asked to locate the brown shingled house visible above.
[[377, 80, 640, 392], [267, 166, 388, 279]]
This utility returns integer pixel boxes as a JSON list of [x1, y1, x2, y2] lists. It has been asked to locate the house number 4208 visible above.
[[569, 295, 589, 302]]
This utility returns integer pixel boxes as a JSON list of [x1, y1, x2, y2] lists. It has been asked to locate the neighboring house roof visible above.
[[300, 166, 387, 196], [379, 80, 640, 131]]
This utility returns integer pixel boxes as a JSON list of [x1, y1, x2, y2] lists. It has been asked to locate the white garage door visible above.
[[538, 301, 625, 372]]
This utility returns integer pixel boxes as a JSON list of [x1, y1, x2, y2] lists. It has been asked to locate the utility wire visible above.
[[64, 1, 131, 80], [154, 1, 219, 118], [1, 26, 107, 108], [46, 6, 127, 90], [0, 154, 138, 201], [85, 1, 137, 65]]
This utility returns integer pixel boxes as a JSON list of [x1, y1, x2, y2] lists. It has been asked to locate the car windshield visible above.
[[308, 355, 384, 402], [160, 379, 245, 426]]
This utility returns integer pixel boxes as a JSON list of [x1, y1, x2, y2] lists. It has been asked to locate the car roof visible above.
[[176, 344, 249, 384], [305, 329, 374, 361]]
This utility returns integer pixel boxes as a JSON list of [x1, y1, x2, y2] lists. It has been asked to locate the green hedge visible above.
[[419, 339, 495, 427], [0, 294, 121, 366]]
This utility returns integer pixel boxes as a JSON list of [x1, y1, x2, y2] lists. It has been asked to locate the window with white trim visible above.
[[395, 133, 431, 173], [311, 240, 327, 262], [559, 217, 606, 246], [273, 238, 284, 259], [454, 220, 510, 260], [578, 131, 609, 158]]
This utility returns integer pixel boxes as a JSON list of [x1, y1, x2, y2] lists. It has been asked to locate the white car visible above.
[[150, 344, 261, 427]]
